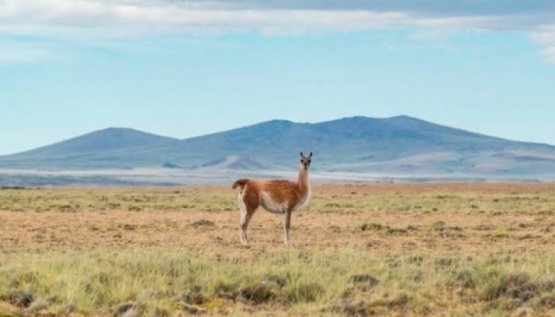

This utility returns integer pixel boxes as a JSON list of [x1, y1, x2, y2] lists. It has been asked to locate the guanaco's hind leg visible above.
[[238, 194, 255, 245], [283, 210, 292, 245]]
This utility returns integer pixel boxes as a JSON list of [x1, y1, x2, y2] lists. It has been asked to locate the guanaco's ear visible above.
[[300, 151, 303, 157], [309, 152, 313, 158]]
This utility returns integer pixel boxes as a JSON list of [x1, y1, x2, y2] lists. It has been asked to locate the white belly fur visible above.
[[260, 192, 289, 214], [259, 188, 312, 214]]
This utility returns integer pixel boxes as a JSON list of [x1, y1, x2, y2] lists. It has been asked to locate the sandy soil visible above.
[[2, 183, 554, 258]]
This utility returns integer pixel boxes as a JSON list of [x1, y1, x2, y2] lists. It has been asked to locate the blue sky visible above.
[[1, 0, 555, 155]]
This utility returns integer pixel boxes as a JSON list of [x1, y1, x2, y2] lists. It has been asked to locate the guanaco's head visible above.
[[300, 152, 313, 170]]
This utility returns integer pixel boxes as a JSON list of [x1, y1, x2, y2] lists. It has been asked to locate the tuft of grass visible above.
[[360, 223, 384, 231], [285, 281, 325, 303]]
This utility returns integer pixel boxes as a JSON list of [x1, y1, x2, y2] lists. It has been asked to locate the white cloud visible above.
[[408, 29, 458, 41], [531, 26, 555, 64], [0, 37, 52, 63], [541, 48, 555, 64], [0, 0, 552, 33], [0, 0, 410, 30], [0, 47, 48, 63], [1, 0, 555, 63]]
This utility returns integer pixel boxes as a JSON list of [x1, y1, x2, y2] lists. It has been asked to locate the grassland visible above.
[[1, 183, 555, 316]]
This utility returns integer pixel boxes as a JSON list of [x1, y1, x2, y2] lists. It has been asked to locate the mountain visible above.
[[2, 116, 555, 183], [0, 128, 179, 170]]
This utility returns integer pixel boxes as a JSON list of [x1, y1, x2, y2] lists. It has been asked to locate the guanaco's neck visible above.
[[297, 167, 310, 191]]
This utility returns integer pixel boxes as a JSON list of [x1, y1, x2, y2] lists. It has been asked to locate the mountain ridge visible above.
[[2, 115, 555, 183], [0, 128, 179, 170]]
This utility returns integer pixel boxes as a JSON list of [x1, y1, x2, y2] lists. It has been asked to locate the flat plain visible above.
[[1, 183, 555, 316]]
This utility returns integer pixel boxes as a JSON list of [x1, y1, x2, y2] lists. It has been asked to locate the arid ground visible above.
[[2, 183, 555, 316]]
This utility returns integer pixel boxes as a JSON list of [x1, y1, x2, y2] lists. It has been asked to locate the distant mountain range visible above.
[[2, 115, 555, 185]]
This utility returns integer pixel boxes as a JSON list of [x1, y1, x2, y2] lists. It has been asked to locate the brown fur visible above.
[[232, 152, 312, 245], [232, 179, 249, 190]]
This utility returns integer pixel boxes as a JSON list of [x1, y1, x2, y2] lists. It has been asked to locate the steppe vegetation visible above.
[[1, 183, 555, 316]]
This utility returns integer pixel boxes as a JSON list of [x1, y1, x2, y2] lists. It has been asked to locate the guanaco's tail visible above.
[[232, 178, 250, 190]]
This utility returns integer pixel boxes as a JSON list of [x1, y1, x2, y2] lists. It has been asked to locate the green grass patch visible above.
[[2, 249, 555, 316]]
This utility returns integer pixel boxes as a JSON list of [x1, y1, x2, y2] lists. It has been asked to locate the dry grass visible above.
[[1, 183, 555, 316]]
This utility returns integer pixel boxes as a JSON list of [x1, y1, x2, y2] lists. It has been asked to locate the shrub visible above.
[[179, 284, 207, 305], [361, 223, 384, 231], [449, 269, 479, 289], [349, 274, 380, 287], [482, 272, 536, 302], [239, 281, 277, 304], [2, 290, 33, 308]]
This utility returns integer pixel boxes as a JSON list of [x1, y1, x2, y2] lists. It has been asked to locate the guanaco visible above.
[[232, 152, 312, 245]]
